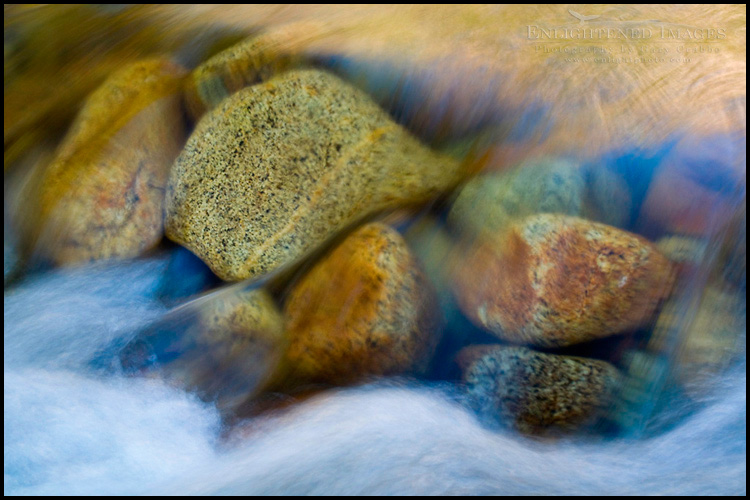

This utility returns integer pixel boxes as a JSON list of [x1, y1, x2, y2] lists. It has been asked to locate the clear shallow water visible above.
[[4, 258, 746, 495]]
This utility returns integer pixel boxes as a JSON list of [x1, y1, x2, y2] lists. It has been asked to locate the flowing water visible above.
[[4, 5, 746, 496]]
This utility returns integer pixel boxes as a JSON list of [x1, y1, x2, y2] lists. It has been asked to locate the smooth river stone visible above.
[[448, 157, 631, 239], [121, 287, 286, 414], [165, 69, 463, 281], [33, 57, 187, 265], [282, 223, 440, 386], [184, 30, 306, 120], [671, 284, 745, 391], [453, 214, 675, 347], [457, 345, 620, 434]]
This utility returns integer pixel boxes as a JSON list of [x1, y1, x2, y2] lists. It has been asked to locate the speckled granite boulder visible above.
[[448, 158, 631, 238], [121, 287, 286, 413], [33, 58, 187, 265], [453, 214, 675, 347], [165, 69, 463, 281], [457, 345, 620, 434], [282, 223, 440, 386]]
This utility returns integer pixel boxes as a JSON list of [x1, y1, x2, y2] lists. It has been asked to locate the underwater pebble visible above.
[[448, 157, 586, 237], [166, 69, 463, 281], [121, 287, 286, 414], [457, 345, 621, 434], [664, 284, 746, 392], [453, 214, 675, 347], [448, 157, 631, 238], [281, 223, 440, 386], [32, 57, 187, 266], [184, 31, 306, 120]]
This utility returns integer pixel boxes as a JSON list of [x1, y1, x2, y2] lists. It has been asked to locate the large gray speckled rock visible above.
[[166, 69, 463, 281], [457, 345, 621, 434]]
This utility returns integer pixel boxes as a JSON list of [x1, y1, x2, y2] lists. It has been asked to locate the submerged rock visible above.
[[448, 157, 586, 237], [32, 58, 187, 265], [457, 345, 620, 434], [672, 284, 745, 391], [165, 69, 463, 281], [184, 31, 306, 119], [121, 287, 286, 414], [448, 157, 631, 238], [453, 214, 675, 347], [583, 163, 632, 228], [281, 223, 440, 386]]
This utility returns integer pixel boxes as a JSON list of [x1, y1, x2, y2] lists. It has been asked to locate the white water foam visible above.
[[4, 258, 746, 495]]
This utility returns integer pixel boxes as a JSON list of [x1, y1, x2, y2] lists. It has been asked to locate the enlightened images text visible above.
[[526, 26, 727, 41]]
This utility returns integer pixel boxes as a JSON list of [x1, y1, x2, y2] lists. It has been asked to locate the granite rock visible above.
[[457, 345, 620, 434], [166, 69, 463, 281], [33, 58, 187, 265], [448, 157, 631, 239], [453, 214, 675, 347], [184, 31, 306, 120], [282, 223, 440, 386], [121, 287, 286, 413]]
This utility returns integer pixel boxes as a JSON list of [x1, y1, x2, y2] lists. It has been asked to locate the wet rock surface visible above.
[[184, 31, 307, 120], [457, 345, 621, 434], [120, 287, 286, 413], [32, 57, 187, 265], [448, 158, 587, 237], [448, 158, 631, 238], [165, 69, 463, 281], [671, 284, 746, 390], [453, 214, 675, 347], [281, 223, 440, 386]]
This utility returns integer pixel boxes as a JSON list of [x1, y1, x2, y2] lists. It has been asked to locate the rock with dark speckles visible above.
[[32, 58, 187, 265], [165, 69, 463, 281], [457, 345, 620, 434], [453, 214, 675, 347], [281, 223, 440, 386]]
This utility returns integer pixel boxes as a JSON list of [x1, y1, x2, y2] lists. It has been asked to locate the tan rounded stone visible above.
[[453, 214, 675, 347], [457, 345, 621, 434], [282, 223, 440, 386], [166, 69, 463, 281], [184, 31, 306, 120], [32, 57, 187, 265]]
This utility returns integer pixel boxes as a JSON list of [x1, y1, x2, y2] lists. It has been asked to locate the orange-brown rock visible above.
[[453, 214, 675, 347], [32, 57, 187, 265], [282, 223, 440, 386]]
